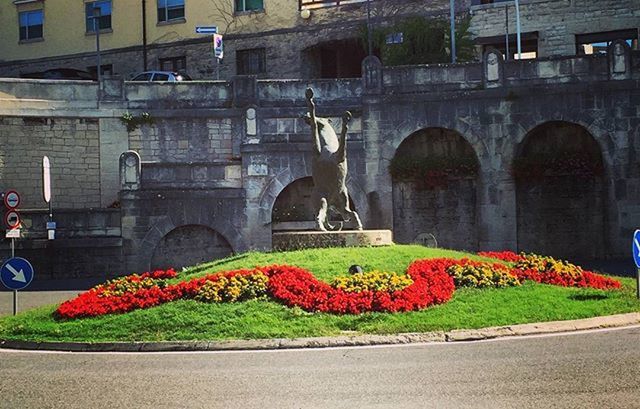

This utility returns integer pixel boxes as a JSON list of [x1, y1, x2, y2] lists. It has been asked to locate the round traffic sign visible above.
[[3, 190, 20, 209], [4, 211, 20, 229], [0, 257, 34, 290]]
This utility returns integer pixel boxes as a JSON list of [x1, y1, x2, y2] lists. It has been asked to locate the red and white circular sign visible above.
[[3, 190, 20, 209], [4, 211, 20, 229]]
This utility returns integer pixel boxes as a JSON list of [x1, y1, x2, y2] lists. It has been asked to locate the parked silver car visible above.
[[130, 71, 192, 82]]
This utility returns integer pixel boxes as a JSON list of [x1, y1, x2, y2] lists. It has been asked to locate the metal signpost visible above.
[[196, 26, 221, 79], [1, 257, 35, 315], [633, 229, 640, 299], [2, 189, 34, 315]]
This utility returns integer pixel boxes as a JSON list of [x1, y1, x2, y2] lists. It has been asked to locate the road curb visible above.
[[2, 312, 640, 352]]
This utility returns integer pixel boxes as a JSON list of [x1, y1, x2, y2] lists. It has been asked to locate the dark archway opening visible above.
[[272, 176, 357, 231], [151, 225, 233, 270], [391, 128, 480, 250], [515, 121, 606, 259]]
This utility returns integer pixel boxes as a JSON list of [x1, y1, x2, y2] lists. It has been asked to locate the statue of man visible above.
[[303, 87, 363, 231]]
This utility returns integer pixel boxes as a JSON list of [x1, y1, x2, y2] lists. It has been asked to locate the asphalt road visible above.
[[1, 326, 639, 409]]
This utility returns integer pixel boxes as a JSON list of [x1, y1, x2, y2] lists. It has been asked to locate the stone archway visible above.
[[515, 121, 606, 259], [391, 127, 480, 250], [271, 176, 358, 231], [151, 224, 233, 270]]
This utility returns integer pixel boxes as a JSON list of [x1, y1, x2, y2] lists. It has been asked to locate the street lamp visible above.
[[514, 0, 522, 59], [92, 6, 102, 96], [366, 0, 372, 56]]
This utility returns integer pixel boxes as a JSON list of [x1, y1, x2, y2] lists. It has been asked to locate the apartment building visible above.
[[0, 0, 637, 80]]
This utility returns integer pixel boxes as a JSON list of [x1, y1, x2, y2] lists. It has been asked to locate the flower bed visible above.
[[55, 253, 622, 320]]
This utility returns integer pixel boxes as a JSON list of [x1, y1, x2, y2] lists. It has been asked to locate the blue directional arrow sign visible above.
[[0, 257, 34, 290], [633, 230, 640, 268], [195, 26, 217, 34]]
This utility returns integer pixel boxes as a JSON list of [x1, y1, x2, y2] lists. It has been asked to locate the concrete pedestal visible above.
[[272, 230, 393, 251]]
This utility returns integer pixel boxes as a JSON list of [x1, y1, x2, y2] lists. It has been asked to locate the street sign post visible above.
[[633, 230, 640, 298], [0, 257, 34, 315], [195, 26, 217, 34]]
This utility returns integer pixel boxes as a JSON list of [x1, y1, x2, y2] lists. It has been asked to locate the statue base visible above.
[[272, 229, 393, 251]]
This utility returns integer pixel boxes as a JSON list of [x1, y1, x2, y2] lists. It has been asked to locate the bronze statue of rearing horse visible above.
[[303, 87, 363, 231]]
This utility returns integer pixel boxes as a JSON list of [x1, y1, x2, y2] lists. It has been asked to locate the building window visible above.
[[19, 10, 43, 41], [476, 32, 539, 61], [85, 1, 112, 33], [159, 56, 187, 72], [235, 0, 263, 12], [236, 48, 266, 75], [576, 29, 639, 55], [158, 0, 185, 23]]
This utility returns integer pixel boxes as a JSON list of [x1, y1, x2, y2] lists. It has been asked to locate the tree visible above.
[[361, 15, 475, 66]]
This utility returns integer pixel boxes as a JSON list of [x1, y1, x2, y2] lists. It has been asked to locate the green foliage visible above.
[[360, 16, 475, 66], [121, 112, 154, 132]]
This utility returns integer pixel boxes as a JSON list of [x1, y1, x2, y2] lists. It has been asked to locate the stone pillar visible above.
[[609, 39, 631, 81], [477, 168, 517, 251], [120, 150, 141, 191], [232, 75, 258, 108], [362, 56, 383, 95], [99, 118, 129, 207], [483, 50, 504, 89]]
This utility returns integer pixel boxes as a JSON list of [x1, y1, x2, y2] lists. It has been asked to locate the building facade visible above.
[[0, 0, 467, 80]]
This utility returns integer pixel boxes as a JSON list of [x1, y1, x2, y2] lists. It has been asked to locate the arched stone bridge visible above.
[[0, 40, 638, 277]]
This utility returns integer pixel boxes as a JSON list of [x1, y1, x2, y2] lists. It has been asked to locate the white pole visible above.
[[450, 0, 456, 63], [514, 0, 522, 59]]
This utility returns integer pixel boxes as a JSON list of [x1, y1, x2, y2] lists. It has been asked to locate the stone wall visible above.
[[150, 224, 234, 270], [0, 117, 101, 209], [129, 118, 234, 163], [469, 0, 640, 58]]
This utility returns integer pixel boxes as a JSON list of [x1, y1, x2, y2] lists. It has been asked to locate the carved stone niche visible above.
[[483, 49, 504, 88], [120, 150, 141, 191], [609, 39, 631, 80], [362, 55, 383, 95]]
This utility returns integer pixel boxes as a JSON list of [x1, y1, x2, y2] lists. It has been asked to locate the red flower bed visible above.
[[513, 268, 621, 290], [56, 268, 261, 319], [477, 251, 524, 263], [55, 253, 622, 320], [264, 262, 454, 314]]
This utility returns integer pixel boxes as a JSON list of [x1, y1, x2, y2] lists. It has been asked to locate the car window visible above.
[[132, 73, 152, 81], [154, 73, 170, 81], [175, 73, 192, 81]]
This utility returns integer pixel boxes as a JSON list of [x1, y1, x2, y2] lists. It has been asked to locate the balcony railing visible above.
[[299, 0, 369, 10]]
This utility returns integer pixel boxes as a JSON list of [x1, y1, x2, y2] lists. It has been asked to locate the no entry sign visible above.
[[3, 190, 20, 209]]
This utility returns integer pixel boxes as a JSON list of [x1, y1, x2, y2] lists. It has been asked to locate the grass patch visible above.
[[0, 245, 638, 342]]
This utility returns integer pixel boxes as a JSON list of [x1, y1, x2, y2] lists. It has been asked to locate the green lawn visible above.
[[0, 245, 638, 343]]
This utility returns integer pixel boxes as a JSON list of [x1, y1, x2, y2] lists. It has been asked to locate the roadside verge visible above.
[[2, 312, 639, 352]]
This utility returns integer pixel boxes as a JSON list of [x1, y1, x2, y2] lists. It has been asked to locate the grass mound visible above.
[[0, 245, 638, 342]]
